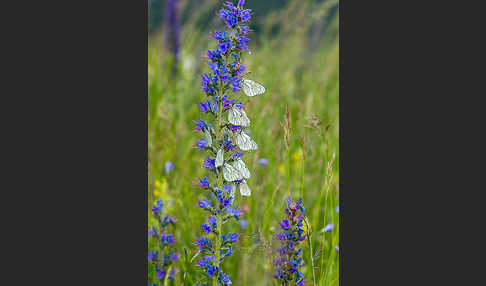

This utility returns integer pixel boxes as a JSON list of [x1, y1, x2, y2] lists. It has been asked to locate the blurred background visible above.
[[148, 0, 339, 285]]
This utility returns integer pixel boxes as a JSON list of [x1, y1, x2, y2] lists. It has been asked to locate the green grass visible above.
[[148, 1, 339, 285]]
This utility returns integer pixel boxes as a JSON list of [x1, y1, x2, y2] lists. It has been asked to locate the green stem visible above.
[[213, 50, 228, 286]]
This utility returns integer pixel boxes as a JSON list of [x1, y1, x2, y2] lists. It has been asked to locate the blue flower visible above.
[[235, 102, 244, 109], [222, 95, 235, 111], [336, 205, 339, 214], [197, 255, 217, 277], [156, 268, 166, 280], [228, 232, 239, 243], [152, 200, 163, 215], [219, 8, 237, 28], [296, 271, 305, 285], [208, 216, 218, 229], [201, 73, 217, 95], [218, 40, 231, 54], [194, 119, 208, 131], [164, 161, 174, 173], [195, 236, 213, 250], [148, 226, 156, 236], [196, 137, 209, 150], [323, 224, 334, 233], [219, 272, 232, 285], [235, 34, 250, 52], [279, 218, 290, 230], [216, 188, 231, 208], [200, 101, 210, 113], [198, 176, 210, 188], [222, 137, 235, 151], [226, 207, 241, 220], [232, 152, 243, 158], [223, 184, 232, 192], [198, 197, 212, 208], [148, 250, 158, 261], [207, 49, 221, 61], [274, 196, 306, 285], [240, 25, 250, 35], [169, 267, 178, 280], [225, 245, 233, 257], [171, 253, 181, 261], [239, 219, 248, 229], [237, 0, 246, 9], [161, 233, 175, 244], [213, 30, 229, 41], [202, 223, 212, 234], [203, 157, 216, 170], [258, 158, 269, 166], [240, 8, 251, 22], [228, 76, 242, 92]]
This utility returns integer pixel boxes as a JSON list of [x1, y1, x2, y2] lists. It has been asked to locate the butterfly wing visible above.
[[236, 131, 258, 151], [204, 129, 212, 147], [232, 158, 250, 179], [241, 78, 265, 97], [228, 105, 250, 127], [215, 148, 224, 167], [222, 163, 244, 182], [239, 180, 251, 196], [229, 184, 236, 205]]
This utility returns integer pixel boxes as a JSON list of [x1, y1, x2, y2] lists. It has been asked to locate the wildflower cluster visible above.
[[193, 1, 264, 285], [148, 200, 180, 284], [274, 196, 306, 285]]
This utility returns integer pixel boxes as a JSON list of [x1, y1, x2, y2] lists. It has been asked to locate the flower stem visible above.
[[213, 51, 227, 286]]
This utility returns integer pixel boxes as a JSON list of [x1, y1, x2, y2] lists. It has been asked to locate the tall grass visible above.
[[148, 0, 339, 285]]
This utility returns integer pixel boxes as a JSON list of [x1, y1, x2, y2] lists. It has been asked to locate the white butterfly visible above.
[[227, 105, 250, 127], [215, 148, 224, 168], [222, 163, 244, 182], [229, 184, 236, 205], [241, 78, 265, 97], [204, 129, 212, 147], [235, 130, 258, 151], [232, 158, 250, 179], [239, 180, 251, 196]]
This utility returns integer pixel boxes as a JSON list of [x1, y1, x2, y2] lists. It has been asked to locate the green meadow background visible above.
[[148, 0, 339, 285]]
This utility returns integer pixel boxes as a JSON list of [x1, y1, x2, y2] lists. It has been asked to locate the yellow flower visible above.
[[153, 178, 168, 200], [292, 148, 303, 162], [278, 163, 285, 175], [301, 219, 309, 235], [292, 148, 303, 170]]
